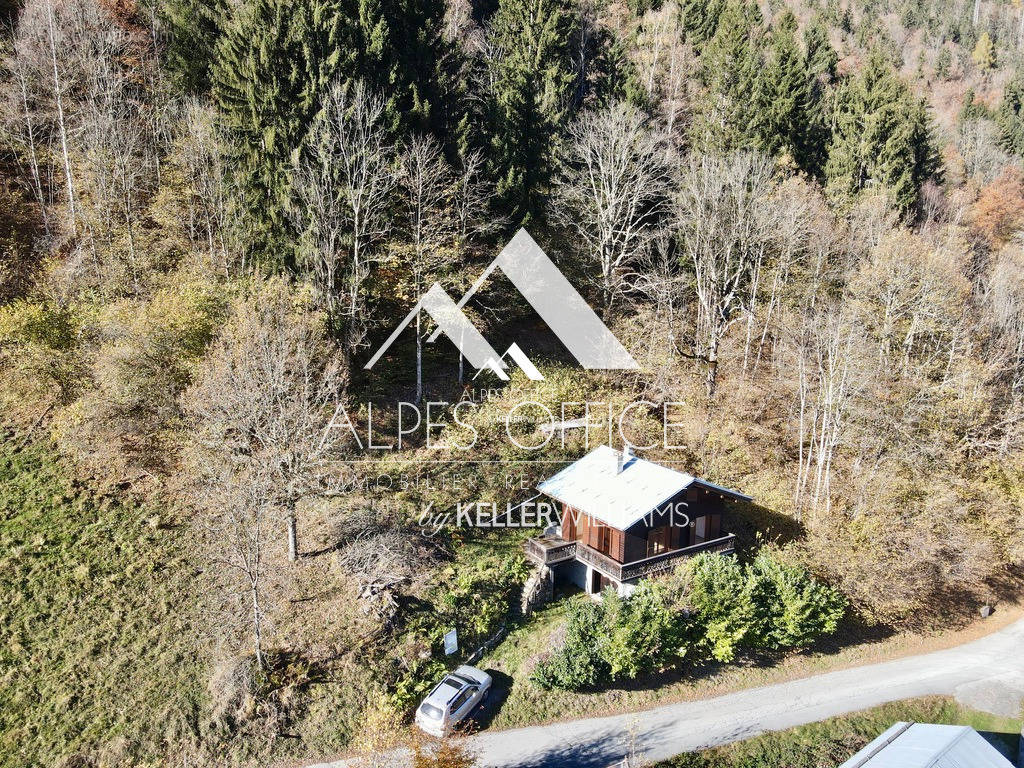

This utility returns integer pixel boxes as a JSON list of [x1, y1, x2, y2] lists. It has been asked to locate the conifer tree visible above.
[[487, 0, 576, 222], [801, 14, 838, 176], [996, 73, 1024, 157], [213, 0, 353, 267], [692, 0, 764, 152], [759, 11, 809, 163], [159, 0, 228, 93], [355, 0, 450, 136], [825, 51, 937, 212], [678, 0, 725, 50], [803, 15, 837, 87], [971, 31, 996, 72]]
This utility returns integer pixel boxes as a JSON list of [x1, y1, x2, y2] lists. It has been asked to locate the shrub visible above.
[[601, 582, 678, 680], [684, 553, 756, 662], [748, 551, 847, 648], [532, 599, 609, 690], [534, 549, 847, 692], [682, 550, 846, 657]]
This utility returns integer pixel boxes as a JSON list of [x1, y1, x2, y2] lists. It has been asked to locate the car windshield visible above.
[[420, 702, 443, 720]]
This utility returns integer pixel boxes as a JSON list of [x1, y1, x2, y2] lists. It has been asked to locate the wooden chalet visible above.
[[526, 445, 750, 596]]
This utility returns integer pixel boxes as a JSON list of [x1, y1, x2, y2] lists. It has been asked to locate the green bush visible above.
[[602, 582, 678, 680], [747, 551, 847, 648], [532, 599, 609, 690], [682, 550, 847, 658], [685, 553, 756, 662], [534, 550, 847, 691]]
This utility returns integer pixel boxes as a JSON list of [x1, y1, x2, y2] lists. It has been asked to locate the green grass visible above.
[[656, 697, 1022, 767], [0, 437, 205, 767]]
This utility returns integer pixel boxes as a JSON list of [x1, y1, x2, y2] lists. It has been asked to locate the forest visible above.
[[1, 0, 1024, 765]]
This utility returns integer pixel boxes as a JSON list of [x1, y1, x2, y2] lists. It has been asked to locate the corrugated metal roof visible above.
[[536, 445, 751, 531], [838, 723, 1015, 768]]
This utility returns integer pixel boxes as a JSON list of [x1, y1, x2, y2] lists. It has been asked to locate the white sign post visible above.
[[443, 628, 458, 656]]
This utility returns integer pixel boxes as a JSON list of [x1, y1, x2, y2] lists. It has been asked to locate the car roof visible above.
[[423, 675, 467, 709]]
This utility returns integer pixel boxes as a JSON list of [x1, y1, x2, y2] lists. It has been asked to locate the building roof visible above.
[[536, 445, 751, 531], [838, 723, 1015, 768]]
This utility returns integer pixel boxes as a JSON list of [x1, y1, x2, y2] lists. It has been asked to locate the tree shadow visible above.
[[728, 500, 804, 552]]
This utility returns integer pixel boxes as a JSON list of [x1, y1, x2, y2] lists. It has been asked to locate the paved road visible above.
[[312, 617, 1024, 768]]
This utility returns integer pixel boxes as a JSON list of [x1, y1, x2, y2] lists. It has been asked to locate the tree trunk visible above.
[[705, 346, 719, 398], [416, 309, 423, 404], [251, 582, 264, 670], [46, 0, 76, 228], [286, 503, 297, 562]]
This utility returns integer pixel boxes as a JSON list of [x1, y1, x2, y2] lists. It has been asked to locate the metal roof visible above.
[[838, 723, 1015, 768], [536, 445, 751, 531]]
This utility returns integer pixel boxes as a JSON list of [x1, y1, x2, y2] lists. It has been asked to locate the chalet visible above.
[[525, 445, 751, 597]]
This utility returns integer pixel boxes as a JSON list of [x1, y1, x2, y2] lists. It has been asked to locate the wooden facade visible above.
[[559, 484, 725, 567]]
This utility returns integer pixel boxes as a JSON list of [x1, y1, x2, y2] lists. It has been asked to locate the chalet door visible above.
[[695, 515, 707, 543], [647, 525, 671, 557]]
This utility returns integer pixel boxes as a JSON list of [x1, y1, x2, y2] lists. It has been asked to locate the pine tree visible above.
[[487, 0, 576, 223], [692, 0, 764, 152], [971, 31, 996, 72], [759, 11, 809, 163], [825, 51, 938, 212], [213, 0, 353, 267], [935, 47, 952, 79], [996, 73, 1024, 157], [355, 0, 450, 136], [801, 15, 838, 176], [804, 15, 838, 84], [159, 0, 228, 93], [678, 0, 726, 50]]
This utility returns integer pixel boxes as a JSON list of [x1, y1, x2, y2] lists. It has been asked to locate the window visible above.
[[449, 688, 473, 713], [421, 703, 443, 720]]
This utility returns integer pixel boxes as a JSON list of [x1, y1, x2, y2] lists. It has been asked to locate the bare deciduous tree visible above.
[[675, 151, 776, 396], [295, 81, 397, 358], [397, 135, 455, 403], [196, 466, 279, 670], [184, 278, 350, 563], [555, 102, 674, 317]]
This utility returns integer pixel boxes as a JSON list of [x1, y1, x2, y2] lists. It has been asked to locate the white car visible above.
[[414, 665, 493, 736]]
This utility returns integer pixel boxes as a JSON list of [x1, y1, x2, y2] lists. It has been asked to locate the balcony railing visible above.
[[618, 534, 735, 581], [526, 533, 736, 582], [525, 536, 577, 566]]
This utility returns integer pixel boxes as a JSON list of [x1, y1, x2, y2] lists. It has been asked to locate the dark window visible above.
[[449, 688, 473, 713]]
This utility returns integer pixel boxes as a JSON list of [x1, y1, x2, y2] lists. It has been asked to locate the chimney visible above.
[[616, 445, 632, 474]]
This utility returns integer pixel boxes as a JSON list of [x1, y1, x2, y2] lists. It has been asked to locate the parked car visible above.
[[414, 665, 492, 736]]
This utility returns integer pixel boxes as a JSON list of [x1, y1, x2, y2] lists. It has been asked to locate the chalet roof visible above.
[[837, 723, 1014, 768], [536, 445, 751, 531]]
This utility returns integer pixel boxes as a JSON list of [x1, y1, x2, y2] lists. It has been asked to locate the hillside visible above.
[[1, 0, 1023, 764]]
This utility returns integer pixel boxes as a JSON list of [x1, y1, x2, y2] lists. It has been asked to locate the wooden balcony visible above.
[[525, 533, 736, 582], [525, 535, 577, 565]]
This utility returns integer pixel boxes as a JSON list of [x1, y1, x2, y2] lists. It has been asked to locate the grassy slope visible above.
[[656, 697, 1022, 767], [0, 437, 205, 768]]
